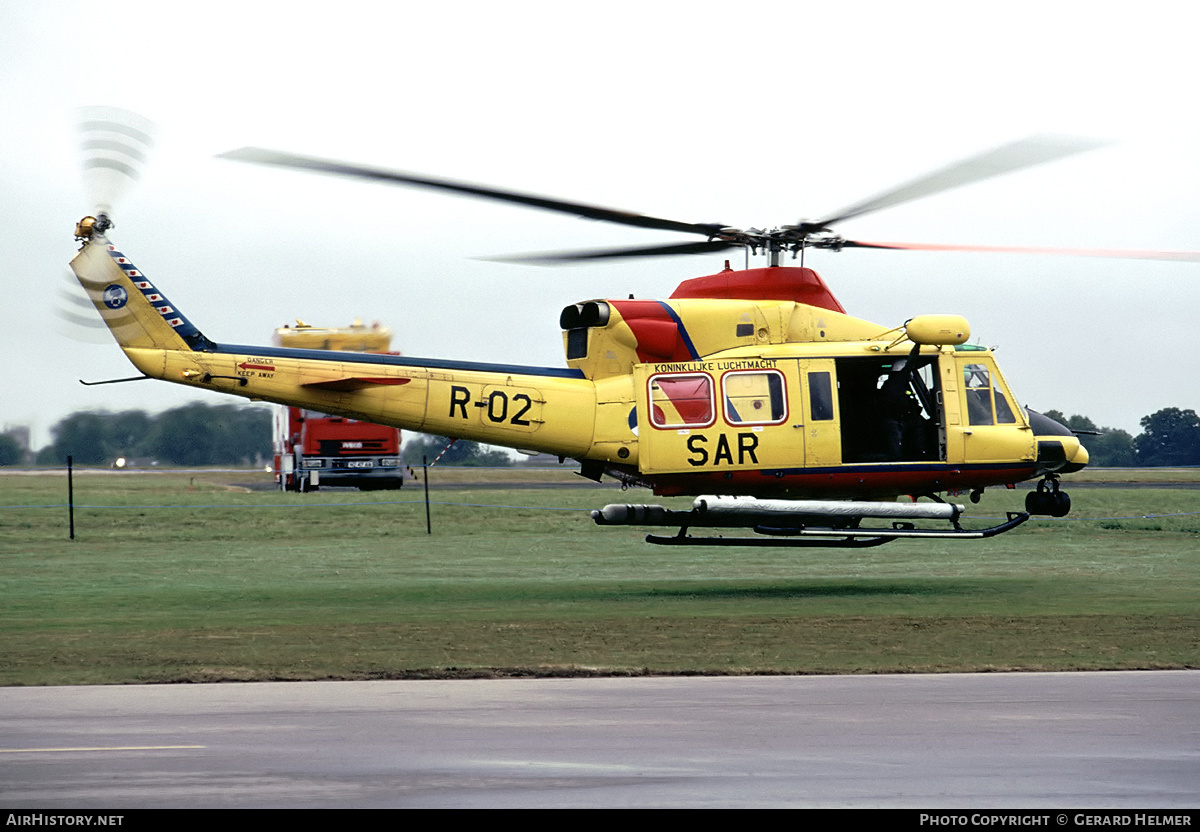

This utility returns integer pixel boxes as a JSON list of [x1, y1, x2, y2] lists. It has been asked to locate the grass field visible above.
[[1, 466, 1197, 685]]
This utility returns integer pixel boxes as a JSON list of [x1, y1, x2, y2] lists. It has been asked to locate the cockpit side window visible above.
[[963, 363, 994, 426], [994, 390, 1017, 424]]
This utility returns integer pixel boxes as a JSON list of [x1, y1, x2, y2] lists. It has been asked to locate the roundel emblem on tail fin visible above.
[[103, 284, 128, 309]]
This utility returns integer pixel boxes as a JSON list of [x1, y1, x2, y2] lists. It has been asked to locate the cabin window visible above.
[[648, 373, 715, 428], [723, 370, 786, 425], [808, 372, 834, 421]]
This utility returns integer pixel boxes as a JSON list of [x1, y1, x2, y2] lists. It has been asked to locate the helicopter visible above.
[[69, 129, 1196, 547]]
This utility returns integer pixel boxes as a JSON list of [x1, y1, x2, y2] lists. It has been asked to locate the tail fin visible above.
[[69, 228, 214, 352]]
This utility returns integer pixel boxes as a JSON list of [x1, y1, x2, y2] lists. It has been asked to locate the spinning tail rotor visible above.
[[77, 106, 156, 235]]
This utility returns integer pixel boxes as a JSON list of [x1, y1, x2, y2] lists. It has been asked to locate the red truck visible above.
[[272, 320, 405, 492]]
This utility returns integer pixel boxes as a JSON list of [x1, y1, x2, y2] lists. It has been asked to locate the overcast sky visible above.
[[3, 0, 1199, 449]]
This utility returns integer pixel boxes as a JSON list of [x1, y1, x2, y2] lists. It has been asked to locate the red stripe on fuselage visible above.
[[610, 300, 696, 363]]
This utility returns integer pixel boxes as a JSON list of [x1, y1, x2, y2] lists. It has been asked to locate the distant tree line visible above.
[[29, 403, 272, 467], [0, 433, 22, 466], [1043, 407, 1200, 467], [5, 404, 1197, 469]]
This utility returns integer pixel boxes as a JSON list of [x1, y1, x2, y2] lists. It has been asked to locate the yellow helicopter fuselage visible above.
[[71, 229, 1087, 501]]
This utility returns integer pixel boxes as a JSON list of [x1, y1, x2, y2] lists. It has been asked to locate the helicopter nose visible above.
[[1027, 408, 1089, 474], [1058, 438, 1089, 473], [1033, 434, 1089, 474]]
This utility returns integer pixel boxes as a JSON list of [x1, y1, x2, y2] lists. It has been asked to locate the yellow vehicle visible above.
[[272, 321, 405, 492], [73, 135, 1181, 548]]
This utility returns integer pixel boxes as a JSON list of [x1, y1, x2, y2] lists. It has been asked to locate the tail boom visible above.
[[70, 230, 601, 459]]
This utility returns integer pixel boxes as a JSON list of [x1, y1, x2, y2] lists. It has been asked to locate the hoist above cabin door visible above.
[[634, 362, 802, 475], [799, 359, 841, 467]]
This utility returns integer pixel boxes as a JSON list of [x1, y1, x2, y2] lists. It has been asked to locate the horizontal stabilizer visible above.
[[301, 376, 412, 392]]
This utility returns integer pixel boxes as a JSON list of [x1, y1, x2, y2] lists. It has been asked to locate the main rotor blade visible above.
[[220, 148, 725, 237], [842, 239, 1200, 262], [816, 135, 1110, 229], [485, 239, 740, 265]]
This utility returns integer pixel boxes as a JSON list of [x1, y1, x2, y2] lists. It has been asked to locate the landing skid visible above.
[[592, 497, 1030, 548]]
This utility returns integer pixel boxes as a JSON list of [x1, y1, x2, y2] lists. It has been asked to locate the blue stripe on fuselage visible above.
[[654, 301, 700, 361], [212, 343, 587, 379]]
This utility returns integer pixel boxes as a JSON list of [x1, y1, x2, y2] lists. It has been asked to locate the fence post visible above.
[[423, 455, 431, 535], [67, 455, 75, 541]]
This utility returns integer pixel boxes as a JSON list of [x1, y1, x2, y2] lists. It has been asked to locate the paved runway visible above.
[[1, 671, 1197, 808]]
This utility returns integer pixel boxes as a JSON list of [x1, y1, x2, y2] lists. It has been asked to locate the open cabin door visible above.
[[834, 352, 946, 464]]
